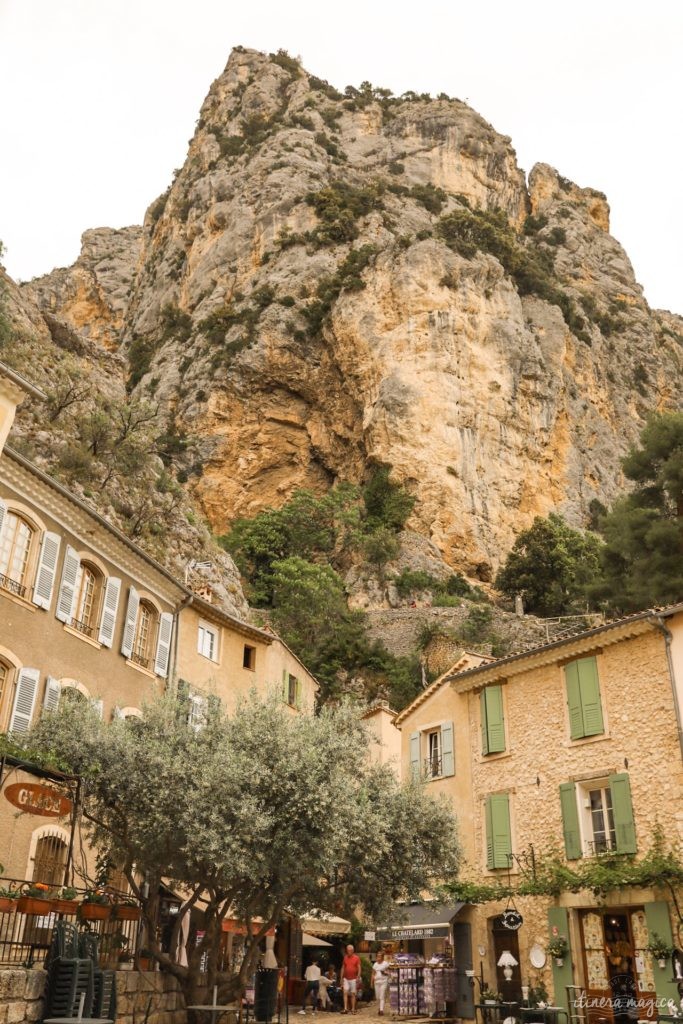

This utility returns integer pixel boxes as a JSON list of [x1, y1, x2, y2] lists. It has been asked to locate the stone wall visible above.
[[0, 968, 188, 1024]]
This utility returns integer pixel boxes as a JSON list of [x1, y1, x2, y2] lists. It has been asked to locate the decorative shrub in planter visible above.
[[79, 891, 111, 921], [646, 933, 674, 969], [18, 883, 52, 915], [53, 887, 78, 915], [0, 889, 20, 913], [547, 935, 569, 967], [482, 989, 499, 1005], [113, 901, 141, 921]]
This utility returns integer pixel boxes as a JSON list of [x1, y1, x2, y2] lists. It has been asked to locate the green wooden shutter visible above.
[[565, 661, 584, 739], [547, 907, 573, 1011], [644, 902, 679, 1005], [480, 690, 490, 755], [441, 721, 454, 777], [409, 731, 421, 779], [559, 782, 582, 860], [577, 657, 604, 736], [484, 796, 495, 869], [486, 793, 511, 869], [610, 773, 636, 853], [486, 686, 506, 752]]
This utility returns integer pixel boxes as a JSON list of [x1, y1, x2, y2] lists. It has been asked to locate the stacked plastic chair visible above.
[[79, 932, 117, 1022], [43, 921, 95, 1021]]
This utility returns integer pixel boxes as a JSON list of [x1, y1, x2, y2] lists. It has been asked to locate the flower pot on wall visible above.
[[113, 905, 141, 921], [17, 896, 51, 915], [53, 899, 79, 915], [555, 958, 564, 967], [0, 897, 18, 913], [79, 903, 111, 921], [658, 959, 667, 969]]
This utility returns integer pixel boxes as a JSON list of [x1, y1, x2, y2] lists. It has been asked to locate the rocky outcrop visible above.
[[17, 47, 683, 584], [22, 227, 142, 350]]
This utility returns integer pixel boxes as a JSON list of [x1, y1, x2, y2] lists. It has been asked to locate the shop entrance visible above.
[[579, 908, 656, 1024], [491, 917, 522, 1003]]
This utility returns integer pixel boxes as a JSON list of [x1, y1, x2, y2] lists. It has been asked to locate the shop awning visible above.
[[302, 932, 334, 947], [376, 902, 465, 941], [300, 912, 351, 936]]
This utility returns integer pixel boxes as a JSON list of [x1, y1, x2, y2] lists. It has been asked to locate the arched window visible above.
[[0, 511, 35, 597], [132, 600, 157, 669], [32, 832, 69, 886], [72, 561, 103, 637]]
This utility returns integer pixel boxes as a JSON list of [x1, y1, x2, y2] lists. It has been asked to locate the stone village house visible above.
[[396, 610, 683, 1024], [0, 359, 317, 891]]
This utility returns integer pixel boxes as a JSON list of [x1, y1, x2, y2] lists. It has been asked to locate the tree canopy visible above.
[[591, 412, 683, 611], [20, 694, 460, 1003], [494, 512, 602, 616]]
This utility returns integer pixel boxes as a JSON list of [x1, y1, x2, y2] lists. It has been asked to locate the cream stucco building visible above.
[[0, 360, 317, 889]]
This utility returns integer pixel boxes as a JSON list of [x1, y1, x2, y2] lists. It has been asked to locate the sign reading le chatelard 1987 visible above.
[[3, 782, 72, 818]]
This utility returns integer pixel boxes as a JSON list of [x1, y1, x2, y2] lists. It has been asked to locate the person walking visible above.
[[372, 952, 390, 1016], [341, 944, 362, 1015], [300, 959, 321, 1015]]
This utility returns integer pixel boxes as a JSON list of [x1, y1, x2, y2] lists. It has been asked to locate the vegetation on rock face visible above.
[[19, 694, 460, 1004], [495, 513, 603, 617], [304, 180, 385, 247], [590, 412, 683, 611], [219, 473, 427, 706], [437, 206, 590, 342]]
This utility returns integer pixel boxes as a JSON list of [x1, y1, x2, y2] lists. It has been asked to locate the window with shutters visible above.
[[243, 644, 256, 670], [131, 600, 157, 670], [564, 656, 605, 740], [410, 722, 455, 780], [560, 774, 636, 858], [286, 674, 301, 708], [71, 562, 103, 638], [480, 685, 506, 755], [0, 510, 36, 599], [484, 792, 513, 870], [198, 621, 219, 662]]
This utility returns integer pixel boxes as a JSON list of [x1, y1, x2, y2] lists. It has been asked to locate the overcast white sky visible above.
[[1, 0, 681, 313]]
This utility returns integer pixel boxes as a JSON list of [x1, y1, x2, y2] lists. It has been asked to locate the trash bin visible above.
[[254, 967, 279, 1022]]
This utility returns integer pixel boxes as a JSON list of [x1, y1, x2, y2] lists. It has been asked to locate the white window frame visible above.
[[426, 729, 442, 779], [576, 777, 617, 856], [197, 620, 219, 662]]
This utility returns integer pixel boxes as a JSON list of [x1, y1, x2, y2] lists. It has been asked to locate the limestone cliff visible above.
[[15, 47, 683, 583]]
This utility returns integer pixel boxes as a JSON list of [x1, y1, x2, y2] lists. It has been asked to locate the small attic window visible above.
[[243, 644, 256, 671]]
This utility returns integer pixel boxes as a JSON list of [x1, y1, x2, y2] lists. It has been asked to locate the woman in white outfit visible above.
[[372, 952, 390, 1016]]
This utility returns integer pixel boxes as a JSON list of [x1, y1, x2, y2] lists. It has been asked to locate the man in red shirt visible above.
[[341, 944, 362, 1015]]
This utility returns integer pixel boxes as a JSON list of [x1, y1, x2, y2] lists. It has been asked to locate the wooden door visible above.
[[454, 922, 475, 1019], [492, 917, 522, 1003], [579, 909, 656, 1024]]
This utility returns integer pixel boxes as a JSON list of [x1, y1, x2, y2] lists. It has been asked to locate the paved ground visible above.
[[290, 1001, 382, 1021]]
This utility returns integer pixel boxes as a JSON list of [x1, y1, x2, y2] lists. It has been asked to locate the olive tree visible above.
[[23, 694, 460, 1007]]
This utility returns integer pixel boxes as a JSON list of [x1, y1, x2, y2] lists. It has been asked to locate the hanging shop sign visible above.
[[501, 910, 523, 931], [377, 925, 451, 940], [3, 782, 72, 818]]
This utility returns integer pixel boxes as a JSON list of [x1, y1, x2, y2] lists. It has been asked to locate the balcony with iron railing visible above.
[[69, 617, 95, 639], [130, 650, 151, 670], [423, 755, 442, 780], [0, 573, 27, 599], [0, 877, 142, 968]]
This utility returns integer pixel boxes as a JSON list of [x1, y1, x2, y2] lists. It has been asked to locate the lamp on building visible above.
[[497, 951, 518, 981]]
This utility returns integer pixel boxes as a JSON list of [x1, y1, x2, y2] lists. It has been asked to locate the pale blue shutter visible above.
[[409, 731, 421, 779], [42, 676, 61, 713], [9, 668, 40, 732], [441, 721, 455, 777], [120, 587, 139, 658], [56, 545, 80, 623], [154, 612, 173, 677], [98, 577, 121, 648], [33, 532, 61, 609]]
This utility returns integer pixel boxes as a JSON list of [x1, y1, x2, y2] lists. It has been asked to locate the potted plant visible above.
[[113, 897, 141, 921], [647, 933, 674, 969], [0, 887, 20, 913], [482, 988, 499, 1005], [17, 882, 53, 915], [118, 950, 134, 971], [137, 948, 154, 971], [79, 890, 111, 921], [547, 935, 569, 967], [53, 886, 79, 915]]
